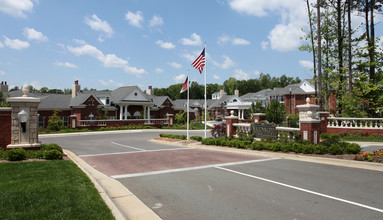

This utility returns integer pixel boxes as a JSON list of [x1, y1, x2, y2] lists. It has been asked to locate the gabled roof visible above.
[[209, 95, 241, 108], [69, 93, 103, 107], [39, 94, 72, 109], [148, 95, 174, 108], [111, 86, 151, 104]]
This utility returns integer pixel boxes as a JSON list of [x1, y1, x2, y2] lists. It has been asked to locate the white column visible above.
[[147, 106, 151, 119], [119, 106, 123, 120], [143, 105, 147, 119], [124, 106, 128, 119]]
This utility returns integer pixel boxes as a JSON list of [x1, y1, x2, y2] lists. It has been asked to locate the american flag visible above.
[[191, 48, 205, 74]]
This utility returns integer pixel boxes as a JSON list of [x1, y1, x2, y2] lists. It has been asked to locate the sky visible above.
[[0, 0, 382, 91]]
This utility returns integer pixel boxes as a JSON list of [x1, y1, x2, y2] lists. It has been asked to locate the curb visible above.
[[64, 150, 161, 220], [151, 139, 383, 172]]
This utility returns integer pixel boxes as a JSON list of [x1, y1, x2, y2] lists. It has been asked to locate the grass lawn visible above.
[[0, 160, 114, 220]]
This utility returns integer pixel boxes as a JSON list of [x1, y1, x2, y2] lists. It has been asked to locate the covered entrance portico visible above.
[[226, 102, 252, 120]]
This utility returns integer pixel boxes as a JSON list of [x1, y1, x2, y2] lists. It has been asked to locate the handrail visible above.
[[327, 117, 382, 129]]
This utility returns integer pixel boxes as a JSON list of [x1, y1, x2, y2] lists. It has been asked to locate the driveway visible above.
[[40, 130, 383, 220]]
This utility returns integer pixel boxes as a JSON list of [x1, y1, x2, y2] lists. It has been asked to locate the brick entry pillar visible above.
[[0, 108, 12, 149], [297, 98, 322, 144], [252, 113, 266, 123], [225, 110, 239, 137], [6, 85, 41, 149]]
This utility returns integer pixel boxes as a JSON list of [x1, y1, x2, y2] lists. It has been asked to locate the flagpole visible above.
[[187, 69, 190, 141], [204, 41, 207, 138]]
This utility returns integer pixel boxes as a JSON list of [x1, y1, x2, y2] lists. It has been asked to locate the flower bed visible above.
[[354, 150, 383, 163]]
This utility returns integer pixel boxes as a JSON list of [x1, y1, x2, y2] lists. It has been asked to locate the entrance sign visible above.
[[251, 121, 277, 139]]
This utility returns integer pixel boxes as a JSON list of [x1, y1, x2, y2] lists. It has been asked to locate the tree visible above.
[[47, 110, 63, 131], [265, 100, 286, 125]]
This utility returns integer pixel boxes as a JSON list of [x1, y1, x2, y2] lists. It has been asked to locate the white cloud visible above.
[[268, 23, 303, 52], [233, 69, 250, 80], [0, 0, 35, 18], [232, 37, 250, 45], [299, 60, 314, 69], [174, 74, 186, 83], [181, 50, 197, 62], [0, 42, 3, 48], [67, 40, 146, 77], [229, 0, 307, 52], [54, 61, 78, 69], [99, 79, 124, 87], [84, 14, 114, 40], [168, 62, 182, 69], [149, 15, 163, 28], [28, 80, 42, 90], [3, 36, 30, 50], [213, 55, 235, 69], [261, 41, 268, 50], [180, 33, 202, 46], [155, 68, 164, 74], [213, 74, 220, 80], [156, 40, 175, 49], [125, 11, 144, 28], [23, 28, 48, 42], [0, 70, 5, 76], [123, 66, 146, 75], [217, 34, 250, 46]]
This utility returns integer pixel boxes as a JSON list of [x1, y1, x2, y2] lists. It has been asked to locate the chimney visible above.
[[220, 87, 224, 98], [72, 80, 81, 97], [146, 86, 153, 96], [234, 88, 239, 97], [1, 81, 9, 97]]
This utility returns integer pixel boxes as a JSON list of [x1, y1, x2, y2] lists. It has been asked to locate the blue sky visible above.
[[0, 0, 381, 91]]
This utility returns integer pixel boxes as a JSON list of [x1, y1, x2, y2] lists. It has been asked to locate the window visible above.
[[106, 97, 110, 105], [38, 116, 45, 128], [133, 111, 141, 119], [61, 116, 69, 127], [89, 99, 94, 106]]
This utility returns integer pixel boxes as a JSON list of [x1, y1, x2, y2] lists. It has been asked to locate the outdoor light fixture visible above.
[[18, 109, 29, 133]]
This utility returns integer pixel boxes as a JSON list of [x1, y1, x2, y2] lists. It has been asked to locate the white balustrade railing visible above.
[[276, 127, 300, 140], [78, 119, 169, 127], [327, 117, 383, 129], [233, 123, 251, 134]]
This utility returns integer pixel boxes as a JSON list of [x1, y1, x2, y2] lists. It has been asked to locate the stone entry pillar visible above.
[[225, 110, 239, 137], [6, 85, 41, 149], [252, 113, 266, 123]]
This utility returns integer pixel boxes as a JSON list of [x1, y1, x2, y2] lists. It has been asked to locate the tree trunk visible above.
[[306, 0, 318, 98], [317, 0, 323, 110], [347, 0, 353, 92]]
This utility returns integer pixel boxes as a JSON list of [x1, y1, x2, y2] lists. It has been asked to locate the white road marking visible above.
[[79, 147, 192, 157], [111, 141, 146, 151], [111, 158, 280, 179], [216, 166, 383, 213]]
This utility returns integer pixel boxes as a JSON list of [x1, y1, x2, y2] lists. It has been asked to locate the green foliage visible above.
[[190, 136, 203, 142], [174, 111, 187, 124], [287, 114, 299, 128], [6, 148, 27, 161], [159, 133, 187, 140], [265, 100, 286, 125], [43, 150, 63, 160], [47, 109, 63, 131], [41, 143, 63, 154]]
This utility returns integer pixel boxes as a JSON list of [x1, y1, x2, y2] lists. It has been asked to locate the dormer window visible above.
[[106, 97, 110, 105], [89, 99, 94, 106], [134, 92, 138, 96]]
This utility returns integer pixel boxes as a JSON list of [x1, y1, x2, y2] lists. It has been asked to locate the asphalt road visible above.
[[40, 130, 383, 220]]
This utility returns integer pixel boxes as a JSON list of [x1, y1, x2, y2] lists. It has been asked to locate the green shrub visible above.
[[41, 143, 63, 153], [26, 150, 44, 159], [6, 148, 27, 161], [344, 143, 362, 154], [43, 149, 63, 160], [0, 149, 5, 159], [190, 136, 202, 142]]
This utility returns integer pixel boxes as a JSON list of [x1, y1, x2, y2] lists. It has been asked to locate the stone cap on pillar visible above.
[[6, 84, 41, 104], [225, 110, 238, 119], [297, 97, 319, 122]]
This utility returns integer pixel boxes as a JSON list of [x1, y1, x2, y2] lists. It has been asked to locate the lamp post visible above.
[[18, 109, 29, 133]]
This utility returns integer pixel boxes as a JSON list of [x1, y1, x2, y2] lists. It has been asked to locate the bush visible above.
[[6, 148, 27, 161], [191, 136, 203, 142], [41, 143, 63, 153], [43, 149, 63, 160], [211, 123, 226, 138]]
